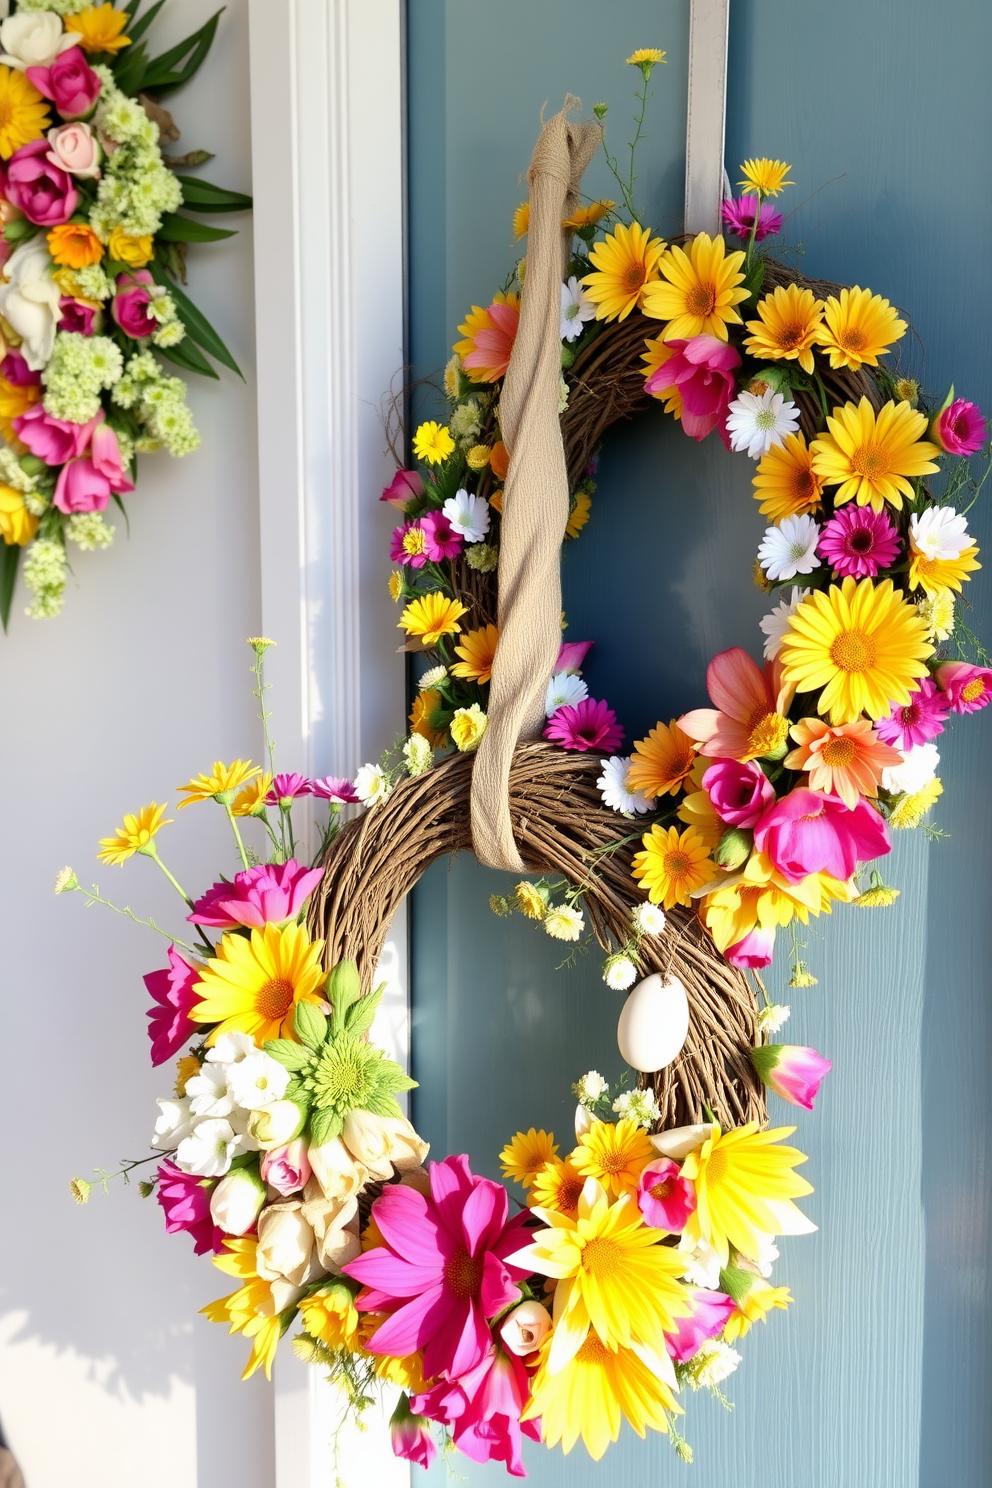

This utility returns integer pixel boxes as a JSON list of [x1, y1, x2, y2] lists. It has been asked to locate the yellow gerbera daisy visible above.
[[641, 232, 748, 342], [889, 776, 942, 828], [530, 1156, 586, 1219], [201, 1238, 286, 1381], [676, 758, 723, 852], [0, 484, 38, 546], [409, 687, 447, 748], [66, 3, 133, 53], [230, 772, 273, 817], [177, 759, 260, 808], [298, 1281, 360, 1349], [411, 421, 454, 465], [722, 1280, 793, 1342], [810, 397, 940, 512], [398, 592, 467, 646], [815, 286, 907, 371], [571, 1118, 654, 1199], [97, 802, 171, 864], [451, 622, 499, 683], [626, 719, 697, 800], [908, 544, 981, 597], [581, 222, 666, 323], [562, 199, 614, 232], [566, 490, 591, 538], [752, 432, 824, 521], [631, 824, 715, 909], [738, 158, 793, 197], [680, 1122, 813, 1266], [0, 65, 50, 159], [626, 47, 666, 66], [190, 921, 327, 1045], [500, 1128, 558, 1189], [512, 201, 529, 239], [641, 335, 683, 418], [777, 576, 933, 724], [744, 284, 824, 375]]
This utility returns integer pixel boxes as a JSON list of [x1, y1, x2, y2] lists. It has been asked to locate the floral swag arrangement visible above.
[[0, 0, 249, 627], [67, 52, 990, 1474]]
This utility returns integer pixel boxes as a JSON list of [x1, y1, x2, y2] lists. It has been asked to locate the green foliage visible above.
[[0, 544, 20, 633], [175, 175, 253, 213], [150, 265, 243, 379], [119, 9, 225, 98], [157, 213, 237, 244]]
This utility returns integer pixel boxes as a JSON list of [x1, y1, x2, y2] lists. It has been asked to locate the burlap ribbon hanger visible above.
[[469, 99, 602, 872]]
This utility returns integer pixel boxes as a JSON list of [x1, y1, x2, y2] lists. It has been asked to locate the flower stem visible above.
[[141, 842, 190, 904], [251, 649, 278, 778], [624, 76, 652, 222], [224, 803, 251, 871], [71, 883, 199, 953], [744, 188, 762, 273]]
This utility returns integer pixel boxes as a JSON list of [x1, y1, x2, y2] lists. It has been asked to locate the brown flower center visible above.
[[662, 850, 691, 879], [256, 978, 295, 1021], [686, 283, 717, 316], [777, 321, 806, 350], [555, 1177, 584, 1214], [443, 1245, 483, 1299], [839, 327, 868, 352], [830, 628, 876, 673], [649, 1178, 676, 1201], [791, 465, 818, 501], [622, 262, 647, 295]]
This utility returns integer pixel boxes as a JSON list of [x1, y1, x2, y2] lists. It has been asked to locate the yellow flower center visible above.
[[403, 529, 427, 556], [962, 678, 986, 702], [257, 977, 295, 1021], [582, 1237, 623, 1278], [577, 1334, 611, 1365], [830, 628, 877, 673], [745, 711, 790, 757], [662, 850, 691, 880], [819, 736, 858, 768], [686, 283, 717, 317], [649, 1178, 676, 1201], [839, 327, 868, 352], [443, 1245, 483, 1299], [851, 442, 887, 479]]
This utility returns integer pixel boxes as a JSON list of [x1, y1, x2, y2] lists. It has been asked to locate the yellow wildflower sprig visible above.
[[55, 869, 200, 955], [598, 48, 667, 224]]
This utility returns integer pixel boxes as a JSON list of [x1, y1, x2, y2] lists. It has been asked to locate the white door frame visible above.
[[248, 2, 409, 1481]]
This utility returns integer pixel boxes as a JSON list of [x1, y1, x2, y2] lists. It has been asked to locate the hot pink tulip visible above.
[[260, 1139, 312, 1196], [637, 1158, 696, 1231], [380, 468, 424, 510], [726, 924, 776, 969], [703, 759, 776, 828], [644, 333, 741, 443], [1, 349, 40, 388], [27, 46, 102, 121], [2, 138, 78, 225], [89, 422, 129, 485], [144, 945, 200, 1066], [933, 397, 985, 456], [389, 1394, 436, 1470], [156, 1160, 224, 1255], [751, 1043, 832, 1110], [556, 638, 593, 673], [13, 403, 96, 464], [664, 1287, 736, 1363], [189, 859, 325, 929], [753, 788, 890, 884], [112, 270, 156, 338], [935, 661, 992, 715], [53, 452, 133, 513]]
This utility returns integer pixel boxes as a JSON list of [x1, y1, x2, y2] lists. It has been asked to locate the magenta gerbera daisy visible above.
[[816, 505, 901, 578], [875, 676, 949, 749], [421, 509, 464, 561], [543, 696, 625, 752], [265, 772, 313, 805], [935, 661, 992, 715], [390, 520, 429, 569], [720, 195, 782, 242], [311, 775, 360, 804], [144, 945, 200, 1066]]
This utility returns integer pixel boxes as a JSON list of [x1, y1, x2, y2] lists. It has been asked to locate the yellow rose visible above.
[[450, 703, 487, 753], [108, 227, 155, 268], [0, 484, 38, 546]]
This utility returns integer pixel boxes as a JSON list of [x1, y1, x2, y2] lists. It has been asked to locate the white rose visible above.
[[0, 11, 75, 71], [307, 1136, 368, 1201], [255, 1200, 325, 1287], [210, 1166, 266, 1236], [300, 1178, 362, 1273], [881, 743, 940, 796], [0, 238, 62, 370], [341, 1110, 429, 1180], [228, 1051, 289, 1110], [247, 1099, 305, 1150], [500, 1300, 552, 1356]]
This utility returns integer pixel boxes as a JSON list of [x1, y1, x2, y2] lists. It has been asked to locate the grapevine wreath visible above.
[[69, 54, 991, 1473]]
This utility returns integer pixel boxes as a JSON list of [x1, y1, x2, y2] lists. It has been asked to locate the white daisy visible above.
[[726, 388, 801, 459], [418, 664, 447, 689], [603, 954, 638, 991], [757, 514, 821, 582], [881, 742, 939, 795], [442, 488, 490, 544], [759, 586, 811, 659], [545, 670, 588, 716], [560, 275, 596, 342], [632, 901, 667, 936], [909, 505, 971, 560], [354, 763, 391, 806], [597, 755, 653, 815], [756, 1002, 791, 1034]]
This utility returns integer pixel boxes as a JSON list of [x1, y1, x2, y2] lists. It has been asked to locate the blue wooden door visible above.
[[407, 3, 992, 1484]]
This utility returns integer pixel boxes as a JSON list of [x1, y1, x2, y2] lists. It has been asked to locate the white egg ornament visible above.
[[616, 973, 690, 1073]]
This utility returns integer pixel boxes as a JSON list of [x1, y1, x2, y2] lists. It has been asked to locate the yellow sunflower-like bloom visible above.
[[97, 802, 171, 864], [752, 432, 824, 522], [514, 880, 547, 919], [810, 397, 940, 512], [738, 158, 793, 197], [566, 490, 591, 538], [676, 758, 723, 852], [631, 824, 715, 909], [177, 759, 260, 808], [909, 544, 981, 597], [500, 1128, 558, 1189], [512, 201, 529, 239], [0, 66, 50, 159], [66, 3, 133, 53], [777, 576, 933, 724], [680, 1122, 813, 1266], [744, 284, 824, 375], [298, 1282, 360, 1350], [626, 47, 666, 67], [581, 222, 666, 323], [641, 232, 748, 343], [530, 1156, 586, 1219], [47, 223, 103, 268], [0, 484, 38, 546], [411, 420, 455, 465], [190, 921, 327, 1045], [201, 1239, 287, 1381], [722, 1280, 793, 1342], [889, 776, 942, 828], [107, 227, 154, 268], [626, 719, 697, 800], [815, 286, 907, 371], [230, 772, 273, 817], [562, 200, 614, 232], [700, 850, 854, 953], [641, 336, 683, 419], [571, 1118, 654, 1200], [398, 592, 467, 646], [451, 622, 499, 683], [409, 687, 447, 748]]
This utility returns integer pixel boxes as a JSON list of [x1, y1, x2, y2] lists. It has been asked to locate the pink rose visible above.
[[725, 924, 776, 969], [27, 46, 102, 122], [1, 349, 40, 387], [644, 333, 741, 443], [2, 138, 78, 227], [58, 295, 100, 335], [664, 1288, 736, 1364], [933, 397, 985, 456], [13, 403, 97, 464], [46, 120, 101, 179], [53, 451, 133, 513], [702, 759, 776, 828], [111, 269, 156, 339], [380, 468, 423, 510], [260, 1139, 313, 1197], [753, 787, 890, 884]]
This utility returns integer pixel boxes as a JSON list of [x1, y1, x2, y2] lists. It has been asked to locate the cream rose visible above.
[[0, 11, 75, 71], [499, 1300, 552, 1356], [47, 122, 101, 180], [307, 1135, 368, 1201], [341, 1111, 429, 1179], [300, 1178, 362, 1273], [0, 237, 62, 370], [247, 1099, 306, 1151], [255, 1200, 326, 1287]]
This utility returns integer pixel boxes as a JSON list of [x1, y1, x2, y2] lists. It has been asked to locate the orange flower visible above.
[[489, 488, 504, 514], [0, 373, 41, 444], [626, 719, 696, 800], [451, 623, 499, 684], [47, 222, 103, 268], [784, 717, 902, 809], [490, 441, 510, 480], [453, 291, 520, 383]]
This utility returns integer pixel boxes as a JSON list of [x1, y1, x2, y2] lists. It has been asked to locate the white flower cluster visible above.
[[572, 1069, 609, 1106], [680, 1338, 742, 1391], [147, 286, 186, 348], [90, 67, 183, 239], [612, 1087, 661, 1127], [22, 538, 67, 618], [112, 351, 200, 456], [756, 1002, 791, 1034], [66, 512, 115, 551], [72, 262, 114, 303], [0, 444, 36, 496], [18, 0, 90, 13], [42, 332, 124, 422]]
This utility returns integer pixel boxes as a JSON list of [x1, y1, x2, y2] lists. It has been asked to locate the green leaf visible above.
[[127, 0, 168, 46], [150, 265, 242, 378], [344, 983, 384, 1037], [0, 543, 19, 633], [263, 1038, 312, 1072], [379, 1061, 417, 1095], [140, 9, 223, 95], [309, 1106, 342, 1147], [156, 336, 220, 380], [294, 1001, 329, 1052], [113, 39, 149, 97], [363, 1090, 403, 1119], [157, 212, 237, 244], [329, 960, 361, 1033], [176, 175, 252, 213]]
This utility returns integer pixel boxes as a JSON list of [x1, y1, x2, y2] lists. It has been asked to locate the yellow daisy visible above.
[[777, 576, 933, 724], [752, 432, 824, 522], [810, 397, 940, 512], [388, 570, 403, 602], [571, 1118, 654, 1199], [738, 158, 793, 197], [465, 443, 491, 470], [451, 622, 499, 683], [409, 687, 448, 748], [0, 484, 38, 546], [815, 286, 907, 371], [0, 65, 50, 159], [722, 1280, 793, 1342], [398, 592, 467, 646], [66, 3, 133, 53], [411, 421, 454, 465], [641, 335, 683, 418], [230, 772, 273, 817], [908, 544, 981, 597], [512, 201, 529, 239], [177, 759, 259, 808], [631, 824, 715, 909], [889, 776, 942, 828], [626, 47, 666, 66], [97, 802, 171, 864], [530, 1156, 586, 1219], [680, 1122, 813, 1266], [189, 921, 327, 1045], [626, 719, 697, 800], [298, 1282, 360, 1350], [676, 758, 724, 852], [201, 1239, 287, 1381], [641, 232, 748, 342], [581, 222, 666, 323], [701, 852, 854, 953], [562, 199, 614, 232], [744, 284, 824, 375], [566, 490, 591, 538], [500, 1128, 558, 1189], [514, 881, 547, 919], [523, 1331, 679, 1461]]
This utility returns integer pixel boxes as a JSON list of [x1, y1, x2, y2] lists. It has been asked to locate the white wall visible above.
[[0, 5, 275, 1484]]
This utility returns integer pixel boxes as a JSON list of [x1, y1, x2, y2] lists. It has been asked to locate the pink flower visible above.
[[188, 859, 324, 929], [702, 759, 776, 827], [412, 1347, 539, 1477], [751, 1043, 832, 1110], [390, 519, 428, 569], [53, 451, 133, 513], [156, 1160, 224, 1255], [664, 1288, 736, 1363], [111, 270, 156, 339], [46, 120, 101, 178], [556, 638, 593, 673], [753, 788, 890, 884], [720, 195, 783, 242], [644, 333, 741, 443], [637, 1158, 696, 1231], [389, 1394, 436, 1470], [89, 421, 130, 486], [462, 298, 519, 382], [1, 350, 40, 387], [935, 661, 992, 715], [680, 648, 794, 760], [311, 775, 360, 804], [344, 1153, 530, 1382], [381, 468, 424, 510], [544, 696, 624, 753], [13, 403, 96, 464], [58, 295, 99, 335], [2, 138, 78, 226], [260, 1139, 312, 1197], [27, 46, 102, 121], [875, 676, 949, 749], [725, 925, 776, 968], [421, 509, 463, 562], [934, 398, 985, 456], [817, 505, 901, 579], [265, 773, 313, 805], [144, 946, 200, 1066]]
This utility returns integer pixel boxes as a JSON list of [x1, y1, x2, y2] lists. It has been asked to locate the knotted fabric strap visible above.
[[470, 98, 601, 871]]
